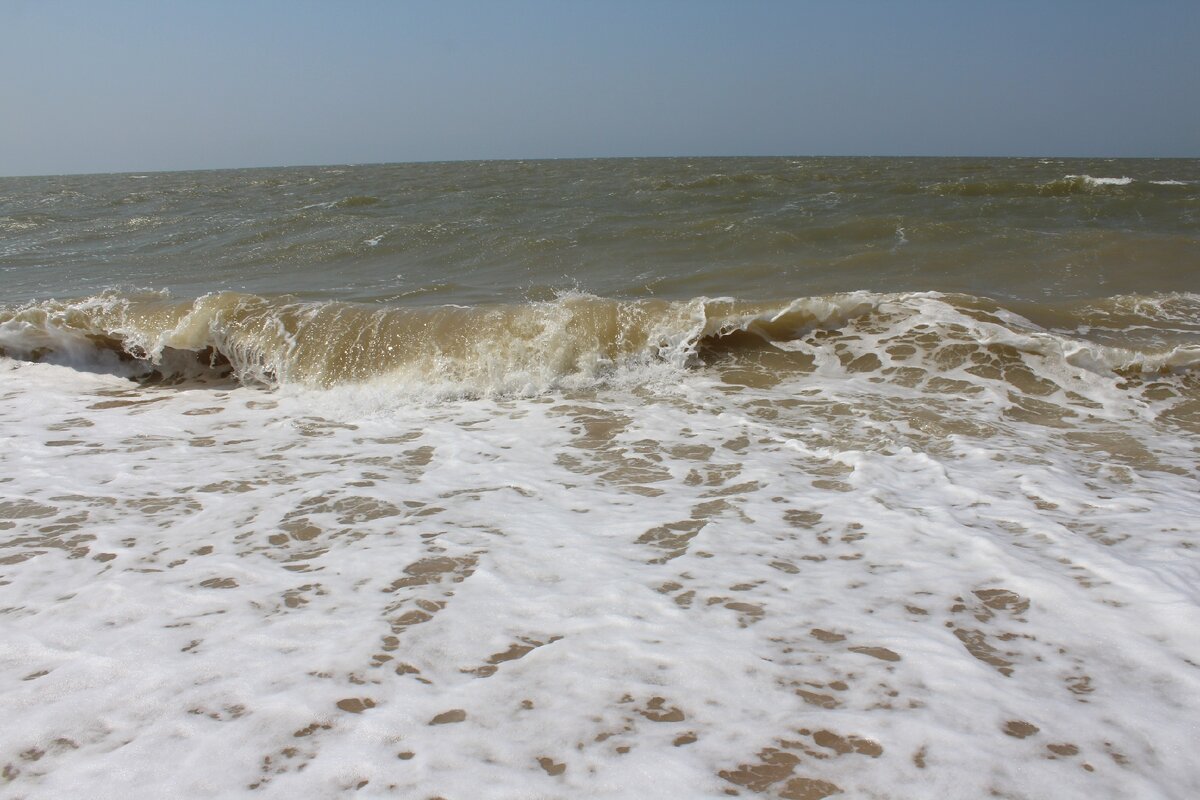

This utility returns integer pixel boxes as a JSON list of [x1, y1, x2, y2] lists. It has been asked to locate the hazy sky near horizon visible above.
[[2, 0, 1197, 176]]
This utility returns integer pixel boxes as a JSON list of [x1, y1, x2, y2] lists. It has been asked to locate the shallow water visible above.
[[2, 158, 1199, 799]]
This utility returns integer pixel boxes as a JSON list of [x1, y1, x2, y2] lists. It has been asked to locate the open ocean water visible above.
[[1, 157, 1199, 799]]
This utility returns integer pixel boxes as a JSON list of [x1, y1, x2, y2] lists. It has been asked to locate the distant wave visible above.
[[927, 174, 1192, 197], [1065, 174, 1132, 187]]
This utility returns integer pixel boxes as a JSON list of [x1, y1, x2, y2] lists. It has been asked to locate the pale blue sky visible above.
[[2, 0, 1197, 176]]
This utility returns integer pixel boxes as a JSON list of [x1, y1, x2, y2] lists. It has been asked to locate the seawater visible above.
[[1, 158, 1199, 799]]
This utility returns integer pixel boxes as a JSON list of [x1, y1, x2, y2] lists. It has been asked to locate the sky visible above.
[[1, 0, 1197, 176]]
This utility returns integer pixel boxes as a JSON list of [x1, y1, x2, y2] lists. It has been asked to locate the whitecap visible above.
[[1065, 174, 1133, 186]]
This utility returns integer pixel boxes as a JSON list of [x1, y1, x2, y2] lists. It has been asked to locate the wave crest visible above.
[[0, 291, 877, 394], [2, 290, 1197, 399], [927, 174, 1189, 197]]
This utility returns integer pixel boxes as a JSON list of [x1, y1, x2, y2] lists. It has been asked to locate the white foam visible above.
[[1066, 174, 1133, 186], [2, 291, 1199, 798]]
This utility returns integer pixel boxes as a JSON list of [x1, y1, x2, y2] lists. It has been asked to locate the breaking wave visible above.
[[927, 174, 1193, 197], [1, 290, 1197, 398]]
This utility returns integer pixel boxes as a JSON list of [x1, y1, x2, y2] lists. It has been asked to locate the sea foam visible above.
[[2, 288, 1199, 798]]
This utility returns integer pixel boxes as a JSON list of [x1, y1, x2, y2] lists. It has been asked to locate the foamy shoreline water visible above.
[[4, 295, 1199, 798], [2, 157, 1199, 798]]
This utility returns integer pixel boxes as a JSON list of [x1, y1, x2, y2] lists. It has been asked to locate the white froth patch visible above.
[[2, 303, 1199, 800], [1066, 174, 1133, 187]]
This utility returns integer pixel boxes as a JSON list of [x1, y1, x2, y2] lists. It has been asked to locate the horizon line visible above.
[[4, 152, 1198, 180]]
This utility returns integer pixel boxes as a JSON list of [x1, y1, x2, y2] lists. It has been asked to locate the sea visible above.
[[1, 157, 1198, 799]]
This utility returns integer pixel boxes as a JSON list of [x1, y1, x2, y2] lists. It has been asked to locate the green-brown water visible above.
[[3, 157, 1197, 306]]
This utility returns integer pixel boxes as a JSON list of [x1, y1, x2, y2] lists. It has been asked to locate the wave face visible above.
[[0, 290, 869, 391], [2, 290, 1198, 409]]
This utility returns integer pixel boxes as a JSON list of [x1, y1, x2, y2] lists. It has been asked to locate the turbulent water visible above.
[[1, 157, 1199, 799]]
